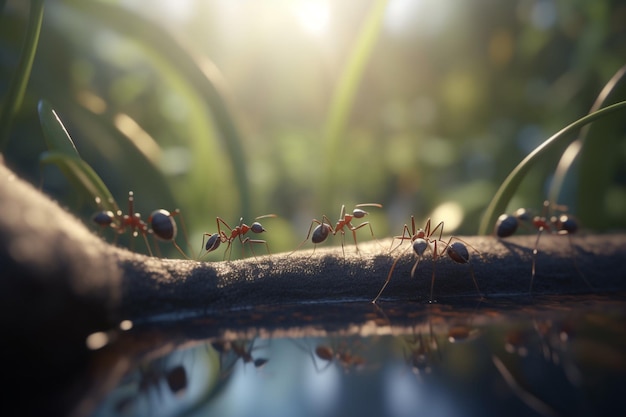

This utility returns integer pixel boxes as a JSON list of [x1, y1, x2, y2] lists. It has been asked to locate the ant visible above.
[[495, 200, 590, 294], [293, 339, 365, 373], [292, 203, 383, 256], [92, 192, 192, 259], [92, 191, 153, 256], [200, 215, 276, 260], [212, 339, 269, 376], [404, 321, 441, 375], [114, 359, 187, 415], [372, 216, 482, 304]]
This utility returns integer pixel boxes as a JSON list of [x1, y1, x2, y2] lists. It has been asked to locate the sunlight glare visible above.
[[293, 0, 330, 36], [430, 201, 464, 234]]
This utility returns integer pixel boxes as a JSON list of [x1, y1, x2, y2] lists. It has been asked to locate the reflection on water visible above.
[[86, 294, 626, 417]]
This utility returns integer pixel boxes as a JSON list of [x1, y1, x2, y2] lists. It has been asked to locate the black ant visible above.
[[200, 214, 276, 260], [291, 203, 382, 256], [495, 200, 590, 294], [372, 216, 482, 304]]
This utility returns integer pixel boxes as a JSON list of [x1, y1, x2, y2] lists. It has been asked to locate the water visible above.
[[84, 294, 626, 417]]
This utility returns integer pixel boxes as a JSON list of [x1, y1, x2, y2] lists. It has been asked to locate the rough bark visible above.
[[2, 159, 625, 328], [1, 159, 625, 415]]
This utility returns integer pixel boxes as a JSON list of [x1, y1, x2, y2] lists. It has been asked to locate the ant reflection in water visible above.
[[494, 318, 584, 417], [114, 358, 187, 416], [403, 320, 442, 376], [495, 200, 591, 294], [211, 338, 269, 376], [294, 338, 366, 373]]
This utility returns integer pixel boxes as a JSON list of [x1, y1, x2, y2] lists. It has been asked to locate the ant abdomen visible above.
[[311, 223, 331, 244], [149, 209, 177, 241], [447, 242, 470, 265], [495, 214, 518, 238]]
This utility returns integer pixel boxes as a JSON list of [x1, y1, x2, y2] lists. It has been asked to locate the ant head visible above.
[[352, 208, 368, 219], [250, 222, 265, 234], [495, 214, 518, 238], [447, 242, 469, 264], [205, 233, 222, 252]]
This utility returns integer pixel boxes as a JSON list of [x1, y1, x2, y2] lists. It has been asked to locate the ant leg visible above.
[[348, 221, 376, 253], [241, 237, 270, 258], [390, 224, 412, 252], [440, 236, 483, 298], [563, 232, 593, 290], [372, 244, 411, 303], [529, 226, 544, 295], [139, 232, 154, 257], [428, 220, 445, 243], [429, 240, 438, 303], [223, 239, 234, 261], [173, 209, 195, 259], [289, 219, 323, 256]]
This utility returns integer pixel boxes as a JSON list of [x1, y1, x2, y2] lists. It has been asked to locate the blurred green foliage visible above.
[[1, 0, 625, 259]]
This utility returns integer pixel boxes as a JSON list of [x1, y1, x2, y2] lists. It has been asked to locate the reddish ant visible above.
[[372, 216, 482, 304], [114, 359, 188, 415], [212, 339, 269, 376], [404, 321, 441, 375], [200, 214, 276, 260], [293, 339, 365, 373], [495, 200, 590, 294], [291, 203, 383, 256], [92, 192, 193, 259], [92, 191, 153, 256]]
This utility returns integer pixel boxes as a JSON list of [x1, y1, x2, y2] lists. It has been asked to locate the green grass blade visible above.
[[320, 0, 388, 209], [478, 100, 626, 235], [0, 0, 44, 149], [65, 0, 251, 219], [39, 151, 119, 214], [37, 99, 80, 157], [548, 65, 626, 209], [38, 99, 119, 213], [574, 66, 626, 229]]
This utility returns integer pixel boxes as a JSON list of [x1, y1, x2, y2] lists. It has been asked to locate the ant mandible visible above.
[[200, 214, 276, 260], [292, 203, 383, 256], [372, 216, 482, 304], [495, 200, 590, 294]]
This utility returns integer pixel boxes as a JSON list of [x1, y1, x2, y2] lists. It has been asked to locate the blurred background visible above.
[[1, 0, 625, 259]]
